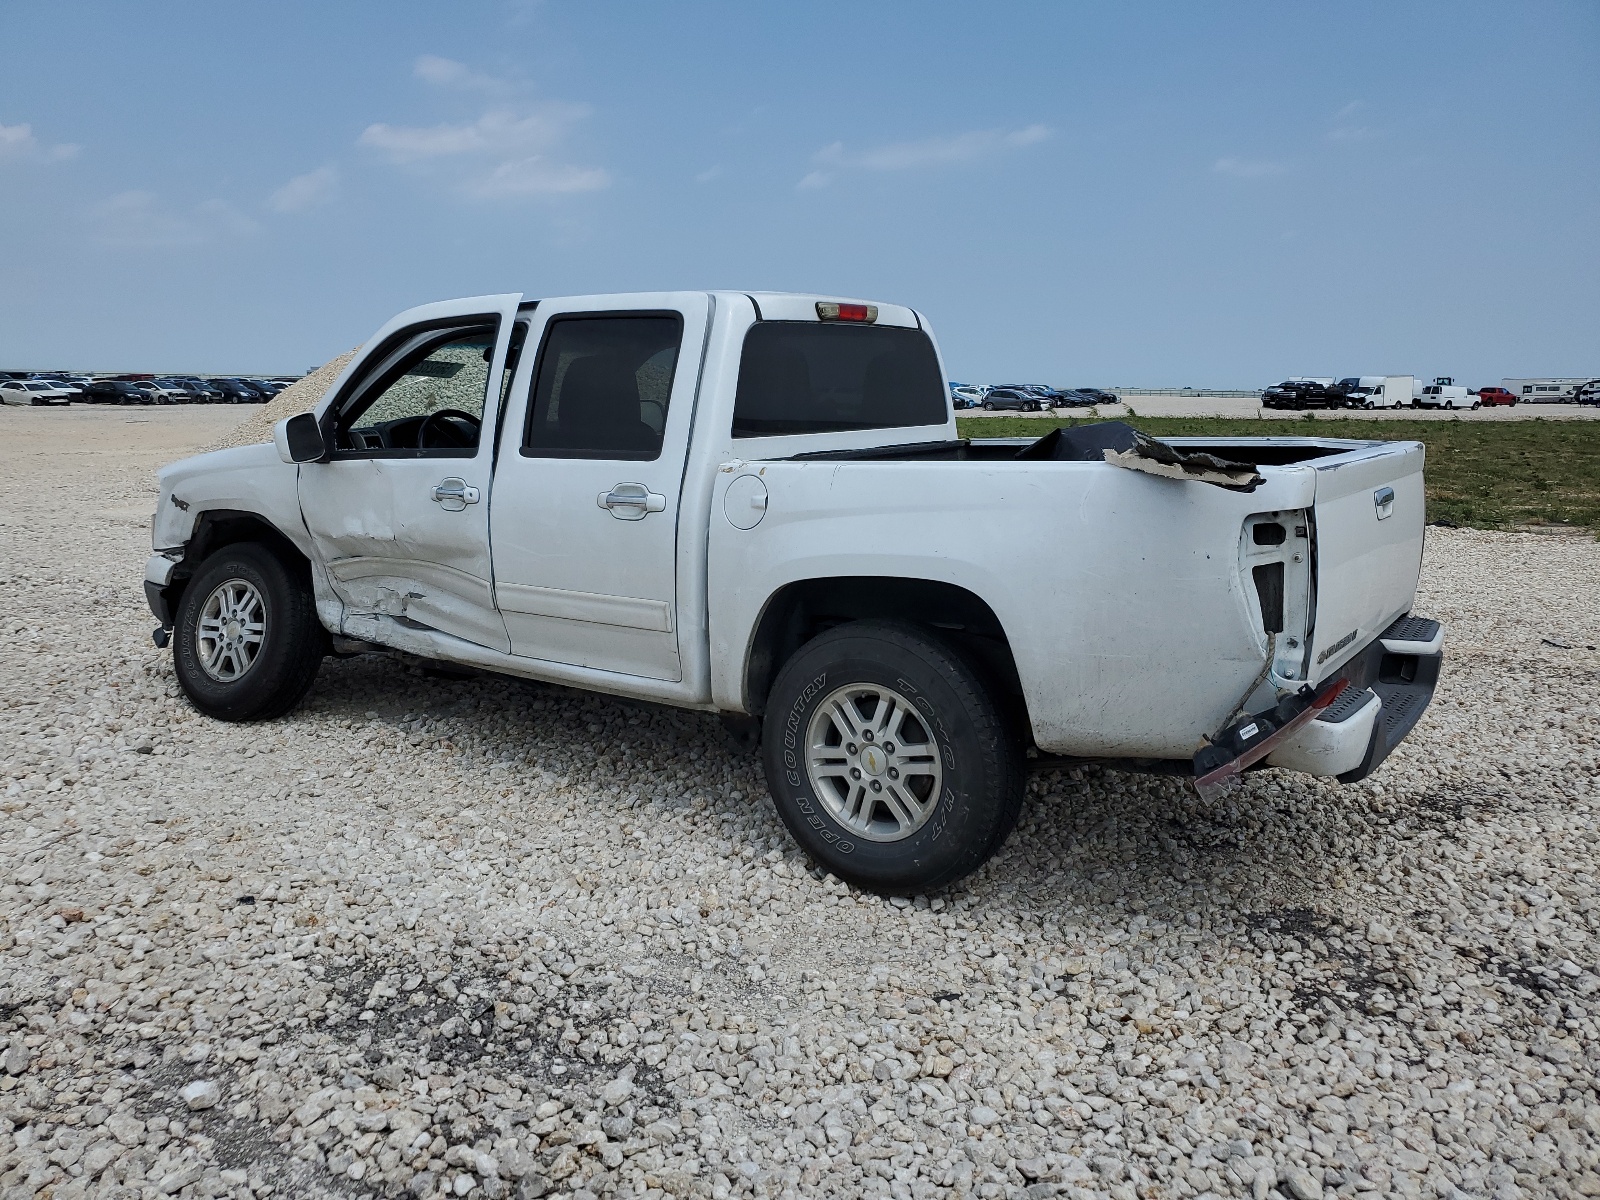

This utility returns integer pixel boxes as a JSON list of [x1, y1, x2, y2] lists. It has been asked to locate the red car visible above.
[[1477, 386, 1517, 406]]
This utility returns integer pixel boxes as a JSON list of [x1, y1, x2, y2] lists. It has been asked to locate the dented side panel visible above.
[[708, 457, 1323, 758]]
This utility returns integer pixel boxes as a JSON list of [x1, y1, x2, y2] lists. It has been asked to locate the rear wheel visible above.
[[173, 542, 327, 721], [760, 620, 1026, 894]]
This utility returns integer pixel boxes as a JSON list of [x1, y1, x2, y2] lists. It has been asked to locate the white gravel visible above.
[[2, 406, 1598, 1200]]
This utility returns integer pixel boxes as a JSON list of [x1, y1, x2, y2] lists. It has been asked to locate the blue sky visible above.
[[1, 1, 1595, 385]]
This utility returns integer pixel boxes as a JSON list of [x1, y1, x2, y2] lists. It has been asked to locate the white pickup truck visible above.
[[144, 291, 1443, 892]]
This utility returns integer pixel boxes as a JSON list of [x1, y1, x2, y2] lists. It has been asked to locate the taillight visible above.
[[815, 301, 878, 323]]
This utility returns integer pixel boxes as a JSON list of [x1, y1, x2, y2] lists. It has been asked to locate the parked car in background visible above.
[[981, 387, 1045, 412], [174, 377, 225, 403], [153, 378, 202, 402], [85, 379, 150, 405], [1072, 387, 1119, 404], [152, 377, 200, 403], [950, 384, 988, 409], [211, 378, 266, 403], [1261, 380, 1344, 409], [1052, 389, 1101, 408], [1, 380, 74, 405], [1413, 378, 1479, 410], [31, 377, 86, 401], [134, 380, 187, 404], [248, 378, 287, 397], [1476, 386, 1517, 406], [1575, 379, 1600, 406]]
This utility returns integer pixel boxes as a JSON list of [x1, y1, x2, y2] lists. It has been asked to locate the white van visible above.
[[1336, 376, 1412, 409], [1414, 377, 1477, 410]]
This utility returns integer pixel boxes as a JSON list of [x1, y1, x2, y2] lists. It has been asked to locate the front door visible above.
[[490, 294, 709, 680], [298, 295, 522, 652]]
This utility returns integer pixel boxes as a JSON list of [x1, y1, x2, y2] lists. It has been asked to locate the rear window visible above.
[[732, 322, 947, 438]]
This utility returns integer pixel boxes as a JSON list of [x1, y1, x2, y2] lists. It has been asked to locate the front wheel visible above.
[[173, 542, 327, 721], [982, 401, 995, 410], [760, 620, 1026, 894]]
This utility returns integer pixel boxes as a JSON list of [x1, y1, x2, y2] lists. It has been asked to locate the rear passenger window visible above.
[[733, 322, 947, 438], [523, 314, 682, 460]]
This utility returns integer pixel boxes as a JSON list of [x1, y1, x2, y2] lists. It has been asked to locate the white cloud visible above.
[[695, 165, 723, 184], [1212, 156, 1286, 179], [359, 86, 608, 199], [361, 106, 588, 163], [0, 121, 79, 166], [463, 157, 609, 199], [413, 55, 515, 95], [89, 191, 258, 248], [1333, 100, 1363, 121], [268, 165, 339, 213], [1327, 125, 1376, 143], [799, 124, 1049, 188]]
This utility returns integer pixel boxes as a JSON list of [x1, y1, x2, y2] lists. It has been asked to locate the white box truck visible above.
[[1335, 376, 1412, 409]]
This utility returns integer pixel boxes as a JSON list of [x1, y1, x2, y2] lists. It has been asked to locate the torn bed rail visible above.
[[1014, 421, 1264, 491]]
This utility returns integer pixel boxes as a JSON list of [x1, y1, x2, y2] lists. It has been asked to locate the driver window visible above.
[[332, 321, 498, 456]]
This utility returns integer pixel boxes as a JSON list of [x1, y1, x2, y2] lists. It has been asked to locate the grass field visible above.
[[955, 414, 1600, 532]]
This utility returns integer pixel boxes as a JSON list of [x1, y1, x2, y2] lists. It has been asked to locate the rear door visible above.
[[298, 294, 522, 652], [489, 293, 710, 681], [1307, 442, 1426, 678]]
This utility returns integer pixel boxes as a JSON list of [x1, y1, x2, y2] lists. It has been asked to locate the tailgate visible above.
[[1307, 441, 1426, 679]]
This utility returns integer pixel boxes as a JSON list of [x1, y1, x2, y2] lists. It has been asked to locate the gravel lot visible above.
[[2, 407, 1598, 1200]]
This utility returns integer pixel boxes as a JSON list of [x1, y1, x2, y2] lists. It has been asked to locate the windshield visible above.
[[733, 322, 947, 438]]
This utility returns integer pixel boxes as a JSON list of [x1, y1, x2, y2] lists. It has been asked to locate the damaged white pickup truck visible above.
[[145, 291, 1443, 892]]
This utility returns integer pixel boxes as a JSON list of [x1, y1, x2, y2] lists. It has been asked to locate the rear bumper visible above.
[[1195, 615, 1443, 795]]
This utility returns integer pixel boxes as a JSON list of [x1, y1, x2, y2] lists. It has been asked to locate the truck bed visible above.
[[711, 433, 1426, 759]]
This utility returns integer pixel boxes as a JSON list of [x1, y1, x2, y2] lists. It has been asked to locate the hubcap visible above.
[[805, 683, 945, 842], [196, 578, 266, 682]]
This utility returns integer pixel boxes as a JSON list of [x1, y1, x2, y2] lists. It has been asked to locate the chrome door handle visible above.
[[430, 478, 481, 511], [597, 482, 666, 521], [1373, 486, 1394, 520]]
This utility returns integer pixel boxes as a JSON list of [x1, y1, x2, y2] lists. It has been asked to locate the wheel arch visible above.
[[741, 575, 1026, 724], [161, 509, 311, 616]]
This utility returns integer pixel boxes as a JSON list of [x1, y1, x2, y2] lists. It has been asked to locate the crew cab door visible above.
[[298, 294, 523, 652], [490, 293, 709, 680]]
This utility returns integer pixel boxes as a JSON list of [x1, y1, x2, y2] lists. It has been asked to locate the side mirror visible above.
[[275, 412, 326, 464]]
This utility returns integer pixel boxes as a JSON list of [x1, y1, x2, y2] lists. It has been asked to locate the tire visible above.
[[172, 542, 327, 722], [982, 401, 994, 410], [760, 620, 1026, 894]]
